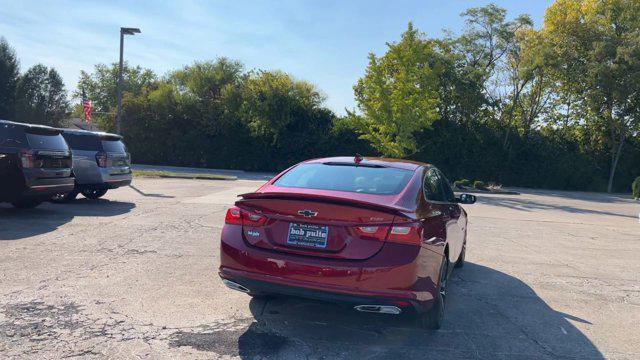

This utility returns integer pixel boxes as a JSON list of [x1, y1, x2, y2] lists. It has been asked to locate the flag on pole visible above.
[[82, 89, 92, 123]]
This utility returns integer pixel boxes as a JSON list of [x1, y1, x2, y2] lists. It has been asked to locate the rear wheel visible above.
[[81, 189, 108, 200], [419, 257, 449, 330], [11, 199, 42, 209], [51, 190, 79, 203]]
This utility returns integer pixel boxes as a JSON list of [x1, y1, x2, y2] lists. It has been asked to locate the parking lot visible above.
[[0, 177, 638, 359]]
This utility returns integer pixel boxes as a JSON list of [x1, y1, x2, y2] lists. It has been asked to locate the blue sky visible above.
[[0, 0, 553, 114]]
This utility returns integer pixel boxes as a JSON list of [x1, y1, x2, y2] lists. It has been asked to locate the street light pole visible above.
[[116, 27, 140, 135]]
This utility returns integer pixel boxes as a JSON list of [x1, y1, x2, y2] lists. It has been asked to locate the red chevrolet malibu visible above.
[[219, 156, 475, 329]]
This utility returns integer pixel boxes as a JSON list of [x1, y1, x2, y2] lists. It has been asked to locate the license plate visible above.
[[287, 223, 329, 248]]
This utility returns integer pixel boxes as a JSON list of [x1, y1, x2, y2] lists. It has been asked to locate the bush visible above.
[[473, 180, 486, 190], [633, 176, 640, 199], [453, 179, 471, 188]]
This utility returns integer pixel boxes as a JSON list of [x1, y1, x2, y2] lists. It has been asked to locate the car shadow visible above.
[[0, 199, 135, 240], [227, 262, 603, 359]]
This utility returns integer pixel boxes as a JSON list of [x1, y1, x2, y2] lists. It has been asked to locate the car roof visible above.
[[0, 119, 61, 133], [304, 156, 429, 171], [59, 128, 122, 140]]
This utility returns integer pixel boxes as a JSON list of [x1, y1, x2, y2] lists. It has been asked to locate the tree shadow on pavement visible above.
[[229, 262, 604, 359], [479, 195, 637, 219], [0, 199, 135, 240]]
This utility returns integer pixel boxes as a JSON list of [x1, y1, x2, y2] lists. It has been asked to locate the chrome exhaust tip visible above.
[[222, 279, 250, 293], [354, 305, 402, 315]]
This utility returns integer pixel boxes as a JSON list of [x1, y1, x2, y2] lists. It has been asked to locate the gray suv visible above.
[[53, 129, 132, 201], [0, 120, 75, 208]]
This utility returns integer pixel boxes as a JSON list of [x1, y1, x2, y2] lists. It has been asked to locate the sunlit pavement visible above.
[[0, 178, 638, 359]]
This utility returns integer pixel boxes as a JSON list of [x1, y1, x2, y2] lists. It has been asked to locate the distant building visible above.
[[62, 117, 102, 131]]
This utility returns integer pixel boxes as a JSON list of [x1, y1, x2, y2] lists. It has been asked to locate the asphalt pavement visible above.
[[0, 178, 638, 359]]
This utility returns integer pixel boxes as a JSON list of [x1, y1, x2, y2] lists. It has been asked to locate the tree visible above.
[[241, 70, 325, 145], [541, 0, 640, 192], [76, 62, 156, 131], [14, 64, 69, 127], [0, 37, 19, 119], [350, 23, 444, 157], [454, 5, 535, 147]]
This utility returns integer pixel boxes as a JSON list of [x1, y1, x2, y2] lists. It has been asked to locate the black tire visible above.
[[454, 245, 465, 268], [419, 257, 449, 330], [81, 189, 108, 200], [11, 199, 43, 209], [51, 190, 79, 203]]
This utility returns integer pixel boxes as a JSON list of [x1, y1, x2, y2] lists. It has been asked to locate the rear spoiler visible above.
[[237, 191, 414, 217]]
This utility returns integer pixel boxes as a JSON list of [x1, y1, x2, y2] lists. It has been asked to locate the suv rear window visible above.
[[101, 140, 126, 153], [0, 124, 27, 148], [26, 133, 68, 150], [274, 163, 414, 195], [63, 134, 101, 151]]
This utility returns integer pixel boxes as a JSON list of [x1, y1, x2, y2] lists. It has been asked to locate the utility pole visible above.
[[116, 27, 141, 134]]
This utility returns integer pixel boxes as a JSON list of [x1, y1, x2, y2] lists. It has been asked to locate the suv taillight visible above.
[[19, 150, 35, 168], [95, 151, 108, 167]]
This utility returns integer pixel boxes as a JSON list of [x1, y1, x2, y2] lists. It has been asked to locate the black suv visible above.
[[0, 120, 74, 208]]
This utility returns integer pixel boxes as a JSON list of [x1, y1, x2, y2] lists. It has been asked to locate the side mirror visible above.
[[456, 193, 476, 204]]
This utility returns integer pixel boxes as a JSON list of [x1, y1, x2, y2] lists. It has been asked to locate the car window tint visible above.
[[101, 140, 126, 153], [63, 134, 101, 151], [439, 172, 456, 203], [274, 163, 413, 195], [423, 168, 445, 202], [25, 133, 68, 150], [0, 124, 27, 148]]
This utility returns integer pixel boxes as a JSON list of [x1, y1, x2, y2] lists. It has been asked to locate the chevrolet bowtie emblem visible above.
[[297, 210, 318, 217]]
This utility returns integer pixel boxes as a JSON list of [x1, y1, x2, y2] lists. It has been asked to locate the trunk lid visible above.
[[236, 193, 405, 260]]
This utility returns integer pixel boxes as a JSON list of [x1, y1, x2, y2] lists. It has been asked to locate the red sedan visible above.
[[219, 156, 476, 329]]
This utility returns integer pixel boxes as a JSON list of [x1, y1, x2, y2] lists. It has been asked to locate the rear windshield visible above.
[[63, 134, 101, 151], [274, 163, 414, 195], [101, 140, 126, 153], [26, 133, 68, 150], [0, 124, 27, 148]]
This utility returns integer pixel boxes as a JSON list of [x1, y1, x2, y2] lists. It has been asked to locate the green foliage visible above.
[[14, 64, 68, 127], [0, 37, 19, 119], [351, 23, 443, 157], [540, 0, 640, 192], [473, 181, 486, 190], [454, 179, 471, 188], [633, 177, 640, 199], [76, 62, 157, 131], [120, 59, 364, 172]]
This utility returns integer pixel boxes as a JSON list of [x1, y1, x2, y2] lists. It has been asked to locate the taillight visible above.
[[224, 207, 267, 226], [388, 222, 423, 245], [225, 207, 242, 225], [354, 226, 389, 241], [95, 151, 107, 167], [19, 150, 35, 168], [242, 211, 267, 227]]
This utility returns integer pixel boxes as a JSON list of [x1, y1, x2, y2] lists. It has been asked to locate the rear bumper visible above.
[[103, 177, 132, 189], [220, 272, 422, 313], [22, 177, 75, 199], [77, 171, 132, 190], [219, 225, 443, 313]]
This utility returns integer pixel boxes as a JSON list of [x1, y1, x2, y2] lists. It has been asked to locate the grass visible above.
[[132, 169, 236, 181]]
